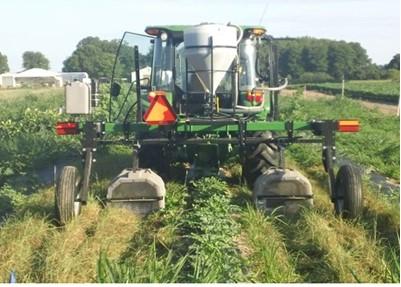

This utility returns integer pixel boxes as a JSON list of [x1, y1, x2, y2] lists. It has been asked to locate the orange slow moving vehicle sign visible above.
[[143, 92, 177, 125]]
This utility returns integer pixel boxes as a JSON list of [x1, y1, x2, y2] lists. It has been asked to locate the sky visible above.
[[0, 0, 399, 72]]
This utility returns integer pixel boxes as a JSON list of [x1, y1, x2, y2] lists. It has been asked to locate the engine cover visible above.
[[253, 168, 313, 214], [107, 168, 165, 216]]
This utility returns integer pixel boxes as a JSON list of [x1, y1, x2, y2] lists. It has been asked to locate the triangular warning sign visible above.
[[143, 95, 177, 125]]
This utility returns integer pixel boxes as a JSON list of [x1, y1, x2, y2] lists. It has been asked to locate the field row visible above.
[[0, 151, 399, 282], [299, 80, 399, 103]]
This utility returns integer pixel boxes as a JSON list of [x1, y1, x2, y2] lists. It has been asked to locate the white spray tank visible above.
[[183, 23, 242, 95]]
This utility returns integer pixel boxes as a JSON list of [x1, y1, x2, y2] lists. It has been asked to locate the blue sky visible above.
[[0, 0, 399, 72]]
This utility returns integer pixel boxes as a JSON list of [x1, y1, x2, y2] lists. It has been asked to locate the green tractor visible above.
[[55, 23, 362, 224]]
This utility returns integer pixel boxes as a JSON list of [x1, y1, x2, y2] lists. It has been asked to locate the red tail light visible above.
[[56, 122, 79, 135], [246, 89, 264, 103], [337, 120, 360, 132]]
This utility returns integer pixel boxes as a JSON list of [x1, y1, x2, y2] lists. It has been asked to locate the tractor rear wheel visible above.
[[56, 166, 81, 225], [243, 132, 280, 187], [334, 164, 363, 218], [139, 145, 170, 176]]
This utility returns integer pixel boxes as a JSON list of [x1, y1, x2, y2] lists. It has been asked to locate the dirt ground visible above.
[[281, 89, 399, 115]]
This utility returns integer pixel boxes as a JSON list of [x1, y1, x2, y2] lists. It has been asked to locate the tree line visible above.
[[0, 36, 399, 84], [0, 51, 49, 73], [271, 37, 399, 83]]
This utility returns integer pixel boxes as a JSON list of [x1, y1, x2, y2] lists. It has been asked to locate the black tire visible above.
[[334, 165, 363, 218], [243, 132, 280, 187], [56, 166, 81, 225]]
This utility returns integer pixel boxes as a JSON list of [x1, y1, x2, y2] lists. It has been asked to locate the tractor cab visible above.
[[109, 24, 284, 123], [145, 25, 269, 115]]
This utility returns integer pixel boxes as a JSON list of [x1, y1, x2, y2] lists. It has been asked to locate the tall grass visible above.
[[94, 182, 189, 283], [240, 205, 300, 282], [39, 201, 138, 282], [283, 159, 400, 282], [97, 242, 187, 283]]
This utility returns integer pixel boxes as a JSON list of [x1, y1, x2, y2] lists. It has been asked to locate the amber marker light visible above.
[[337, 120, 360, 132]]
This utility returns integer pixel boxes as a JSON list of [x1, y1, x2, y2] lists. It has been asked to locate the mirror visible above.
[[256, 36, 275, 85], [256, 46, 269, 83], [110, 82, 121, 97]]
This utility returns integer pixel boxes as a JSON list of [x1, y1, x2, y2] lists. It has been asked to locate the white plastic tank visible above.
[[184, 23, 242, 95], [107, 168, 166, 216], [65, 81, 91, 114]]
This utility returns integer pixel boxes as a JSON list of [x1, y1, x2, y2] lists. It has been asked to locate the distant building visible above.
[[0, 72, 16, 88], [0, 69, 92, 88], [15, 68, 63, 87], [131, 66, 152, 85], [58, 72, 90, 85]]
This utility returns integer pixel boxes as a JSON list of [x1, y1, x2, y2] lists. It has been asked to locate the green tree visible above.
[[301, 39, 328, 73], [63, 37, 118, 79], [274, 37, 377, 82], [279, 42, 304, 79], [363, 64, 382, 80], [386, 53, 400, 70], [327, 41, 355, 80], [22, 51, 50, 69], [347, 42, 372, 79], [0, 52, 9, 73], [63, 36, 153, 80]]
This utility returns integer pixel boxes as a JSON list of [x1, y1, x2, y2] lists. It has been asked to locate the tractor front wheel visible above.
[[334, 164, 363, 218], [56, 166, 82, 225]]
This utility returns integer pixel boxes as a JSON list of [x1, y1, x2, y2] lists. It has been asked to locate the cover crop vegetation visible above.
[[0, 87, 399, 283], [280, 89, 400, 181], [0, 88, 80, 192]]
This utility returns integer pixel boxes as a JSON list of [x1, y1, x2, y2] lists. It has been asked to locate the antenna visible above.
[[258, 0, 270, 25]]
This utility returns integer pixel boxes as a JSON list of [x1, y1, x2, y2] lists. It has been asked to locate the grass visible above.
[[240, 205, 300, 282], [0, 187, 140, 283], [95, 182, 190, 283], [288, 209, 387, 282], [0, 215, 51, 282], [0, 147, 399, 283], [97, 242, 188, 283], [41, 202, 139, 282], [282, 158, 400, 283]]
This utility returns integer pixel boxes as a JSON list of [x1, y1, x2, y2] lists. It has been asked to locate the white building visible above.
[[0, 72, 16, 88], [1, 69, 91, 88], [131, 66, 152, 85], [15, 68, 63, 87]]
